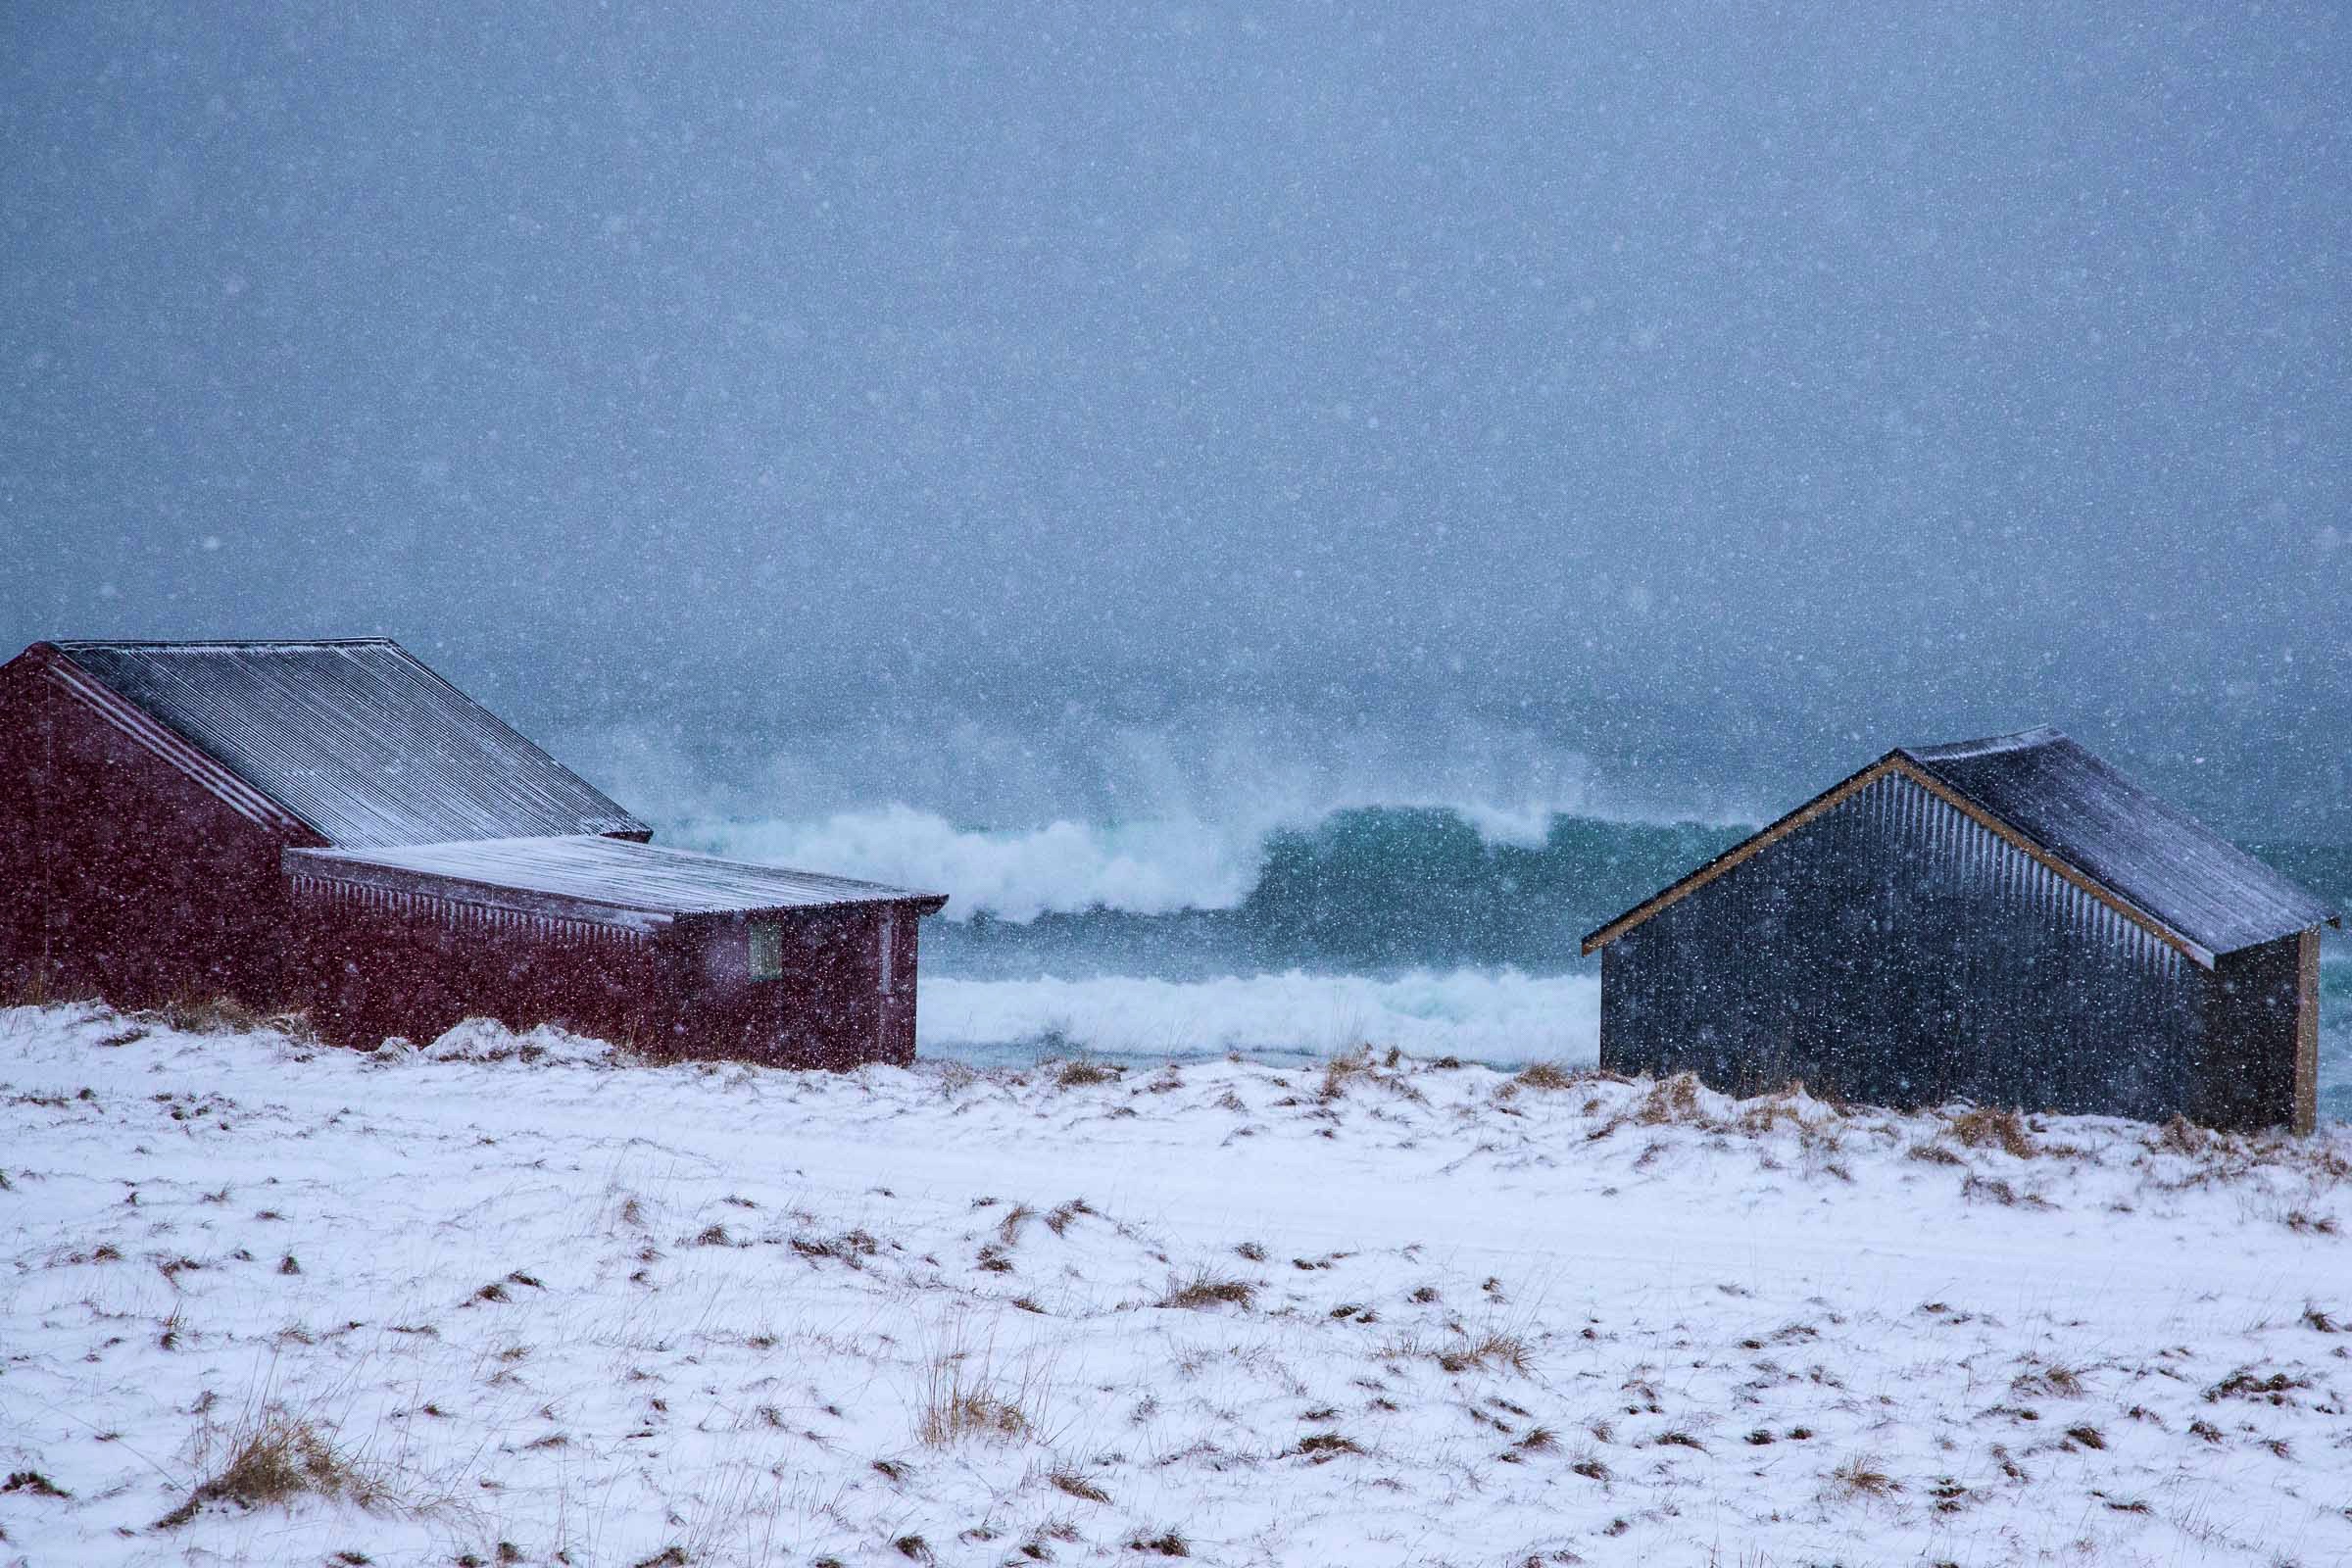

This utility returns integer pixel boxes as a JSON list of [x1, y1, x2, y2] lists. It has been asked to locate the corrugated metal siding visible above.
[[52, 640, 646, 849], [286, 873, 654, 947], [1601, 770, 2236, 1122], [285, 834, 945, 926], [1904, 728, 2335, 957]]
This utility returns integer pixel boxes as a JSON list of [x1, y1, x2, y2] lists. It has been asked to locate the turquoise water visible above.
[[919, 806, 2351, 1122]]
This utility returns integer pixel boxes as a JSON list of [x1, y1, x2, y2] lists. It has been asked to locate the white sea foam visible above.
[[566, 706, 1752, 921], [916, 967, 1599, 1066], [684, 805, 1253, 922]]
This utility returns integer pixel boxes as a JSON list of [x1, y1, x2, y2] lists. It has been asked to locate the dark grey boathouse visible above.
[[1584, 728, 2337, 1133]]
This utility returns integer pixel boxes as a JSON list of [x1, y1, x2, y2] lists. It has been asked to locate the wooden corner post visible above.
[[2294, 927, 2321, 1138]]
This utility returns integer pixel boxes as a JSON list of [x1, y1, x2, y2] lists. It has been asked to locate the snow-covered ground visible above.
[[3, 1004, 2348, 1568]]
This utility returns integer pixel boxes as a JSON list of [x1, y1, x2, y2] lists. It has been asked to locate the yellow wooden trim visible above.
[[1582, 750, 2214, 968], [1884, 758, 2212, 968], [2294, 927, 2321, 1138], [1581, 757, 1900, 955]]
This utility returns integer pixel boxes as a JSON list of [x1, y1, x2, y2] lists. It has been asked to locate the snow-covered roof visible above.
[[49, 640, 647, 849], [1900, 727, 2337, 960], [1585, 726, 2337, 964], [286, 835, 946, 928]]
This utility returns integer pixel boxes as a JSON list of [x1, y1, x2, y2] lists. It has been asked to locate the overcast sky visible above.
[[5, 5, 2347, 830]]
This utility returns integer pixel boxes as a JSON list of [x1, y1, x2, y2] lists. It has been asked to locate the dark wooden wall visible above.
[[1598, 769, 2302, 1130], [5, 645, 928, 1071], [2195, 934, 2303, 1131], [665, 905, 918, 1069], [280, 875, 666, 1052], [1, 648, 315, 1007], [281, 877, 923, 1068]]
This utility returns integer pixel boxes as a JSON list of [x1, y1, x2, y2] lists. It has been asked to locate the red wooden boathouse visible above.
[[0, 639, 946, 1065]]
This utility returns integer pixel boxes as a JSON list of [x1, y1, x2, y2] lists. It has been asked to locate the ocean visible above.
[[659, 801, 2352, 1124]]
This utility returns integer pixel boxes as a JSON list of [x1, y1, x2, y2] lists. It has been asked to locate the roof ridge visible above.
[[1899, 725, 2064, 761], [51, 638, 404, 651], [40, 640, 648, 849]]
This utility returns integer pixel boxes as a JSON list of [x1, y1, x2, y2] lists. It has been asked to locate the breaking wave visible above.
[[670, 803, 1749, 937], [680, 806, 1257, 923]]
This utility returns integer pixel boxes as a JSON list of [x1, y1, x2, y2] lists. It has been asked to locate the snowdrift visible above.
[[1, 1003, 2347, 1567]]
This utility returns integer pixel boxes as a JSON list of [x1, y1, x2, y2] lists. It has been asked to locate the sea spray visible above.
[[916, 968, 1601, 1068]]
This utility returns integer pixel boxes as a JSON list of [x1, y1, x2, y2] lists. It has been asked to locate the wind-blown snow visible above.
[[2, 1004, 2348, 1567], [918, 970, 1599, 1066], [699, 806, 1255, 923]]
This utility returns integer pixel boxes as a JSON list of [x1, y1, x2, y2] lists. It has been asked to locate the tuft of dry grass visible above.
[[1293, 1431, 1364, 1460], [1319, 1051, 1372, 1101], [2010, 1362, 2085, 1399], [1049, 1469, 1109, 1503], [1126, 1530, 1190, 1557], [1158, 1271, 1257, 1311], [914, 1343, 1051, 1448], [2153, 1114, 2211, 1156], [1635, 1073, 1709, 1127], [1043, 1199, 1097, 1236], [2203, 1366, 2310, 1405], [1827, 1453, 1899, 1499], [153, 994, 270, 1036], [1960, 1173, 2047, 1208], [1945, 1106, 2035, 1159], [3, 1470, 71, 1498], [916, 1382, 1030, 1446], [154, 1407, 388, 1529], [145, 996, 316, 1043], [1431, 1330, 1534, 1376], [1514, 1061, 1578, 1093], [1053, 1058, 1120, 1088]]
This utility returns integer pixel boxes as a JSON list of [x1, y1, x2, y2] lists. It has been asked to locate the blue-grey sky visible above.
[[5, 4, 2348, 831]]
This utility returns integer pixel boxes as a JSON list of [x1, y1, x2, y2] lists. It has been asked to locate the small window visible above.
[[748, 922, 783, 981]]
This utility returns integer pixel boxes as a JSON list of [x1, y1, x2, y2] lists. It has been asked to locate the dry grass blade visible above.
[[914, 1339, 1052, 1448], [1945, 1106, 2035, 1159], [1435, 1330, 1534, 1376], [154, 1406, 388, 1529], [1828, 1453, 1899, 1499], [3, 1470, 71, 1498], [1635, 1073, 1710, 1127], [1158, 1271, 1256, 1311]]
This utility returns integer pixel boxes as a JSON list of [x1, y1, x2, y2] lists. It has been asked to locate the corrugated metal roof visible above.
[[1584, 726, 2339, 962], [52, 640, 647, 849], [1901, 727, 2338, 957], [287, 835, 945, 927]]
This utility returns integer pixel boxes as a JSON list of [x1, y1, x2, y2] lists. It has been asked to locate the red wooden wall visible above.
[[279, 879, 921, 1067], [0, 645, 318, 1007], [3, 643, 931, 1068]]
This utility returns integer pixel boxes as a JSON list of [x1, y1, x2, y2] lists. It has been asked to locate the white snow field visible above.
[[2, 1004, 2348, 1568]]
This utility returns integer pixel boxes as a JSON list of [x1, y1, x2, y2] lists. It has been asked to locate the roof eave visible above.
[[1581, 750, 2223, 969], [1581, 752, 1906, 956]]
